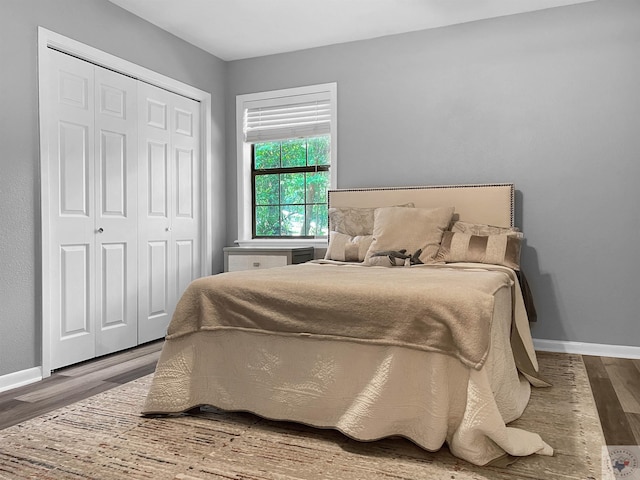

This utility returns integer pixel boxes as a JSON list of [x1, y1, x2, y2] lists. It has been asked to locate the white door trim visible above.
[[38, 27, 213, 377]]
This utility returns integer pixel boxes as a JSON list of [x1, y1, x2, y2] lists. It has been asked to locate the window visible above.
[[252, 136, 330, 237], [236, 84, 337, 245]]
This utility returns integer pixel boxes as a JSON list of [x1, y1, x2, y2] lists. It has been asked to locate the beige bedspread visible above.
[[167, 262, 511, 370], [144, 262, 553, 466]]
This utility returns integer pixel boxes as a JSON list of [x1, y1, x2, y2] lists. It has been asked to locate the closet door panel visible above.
[[138, 83, 175, 343], [176, 240, 194, 296], [100, 242, 126, 326], [147, 240, 169, 318], [175, 147, 194, 218], [171, 95, 201, 301], [147, 141, 169, 216], [60, 244, 91, 335], [100, 131, 126, 215], [59, 122, 91, 216], [48, 50, 96, 369], [137, 83, 202, 343], [94, 66, 138, 356]]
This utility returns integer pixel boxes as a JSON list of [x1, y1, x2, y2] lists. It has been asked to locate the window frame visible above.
[[236, 83, 337, 247]]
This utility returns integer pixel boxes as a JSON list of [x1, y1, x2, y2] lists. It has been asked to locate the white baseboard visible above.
[[0, 367, 42, 393], [533, 338, 640, 359]]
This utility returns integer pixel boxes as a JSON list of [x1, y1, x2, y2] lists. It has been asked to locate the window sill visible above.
[[234, 238, 328, 249]]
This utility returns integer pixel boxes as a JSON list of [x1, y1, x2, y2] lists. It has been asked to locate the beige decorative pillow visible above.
[[324, 232, 374, 262], [451, 220, 522, 238], [436, 231, 522, 270], [364, 206, 455, 267], [328, 203, 414, 237]]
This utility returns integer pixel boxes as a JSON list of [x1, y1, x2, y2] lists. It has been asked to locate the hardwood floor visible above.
[[583, 355, 640, 446], [0, 340, 162, 430], [1, 343, 639, 448]]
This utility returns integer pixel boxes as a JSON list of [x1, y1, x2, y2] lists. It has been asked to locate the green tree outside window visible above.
[[252, 135, 330, 237]]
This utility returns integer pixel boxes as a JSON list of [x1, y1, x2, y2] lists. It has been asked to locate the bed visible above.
[[142, 183, 553, 466]]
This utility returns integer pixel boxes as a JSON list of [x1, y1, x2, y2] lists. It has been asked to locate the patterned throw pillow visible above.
[[451, 220, 522, 238], [328, 203, 414, 237], [436, 231, 522, 270], [324, 232, 374, 262]]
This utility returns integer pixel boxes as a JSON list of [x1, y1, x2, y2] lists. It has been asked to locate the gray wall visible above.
[[226, 0, 640, 347], [2, 0, 638, 380], [0, 0, 227, 376]]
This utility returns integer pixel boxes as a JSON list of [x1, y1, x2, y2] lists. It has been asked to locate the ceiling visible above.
[[108, 0, 596, 61]]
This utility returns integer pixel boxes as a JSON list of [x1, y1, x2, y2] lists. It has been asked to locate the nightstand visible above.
[[223, 246, 315, 272]]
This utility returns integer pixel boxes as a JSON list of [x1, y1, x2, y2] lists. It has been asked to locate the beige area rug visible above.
[[0, 352, 606, 480]]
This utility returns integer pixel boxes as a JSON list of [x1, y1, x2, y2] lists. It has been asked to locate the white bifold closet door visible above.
[[47, 49, 201, 369], [137, 82, 201, 344]]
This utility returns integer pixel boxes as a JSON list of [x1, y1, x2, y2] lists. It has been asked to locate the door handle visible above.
[[97, 227, 104, 233]]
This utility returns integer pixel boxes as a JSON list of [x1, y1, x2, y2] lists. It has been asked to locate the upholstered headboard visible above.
[[328, 183, 514, 228]]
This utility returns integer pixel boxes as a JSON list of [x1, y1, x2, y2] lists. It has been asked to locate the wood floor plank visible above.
[[0, 341, 163, 431], [17, 351, 161, 403], [582, 355, 608, 379], [0, 399, 30, 429], [0, 374, 68, 403], [582, 355, 637, 446], [602, 357, 640, 414], [103, 361, 157, 385], [59, 340, 163, 377], [0, 382, 119, 430], [15, 377, 113, 404], [627, 413, 640, 446]]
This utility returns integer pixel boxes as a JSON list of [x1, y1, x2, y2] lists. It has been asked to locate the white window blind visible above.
[[243, 91, 332, 143]]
